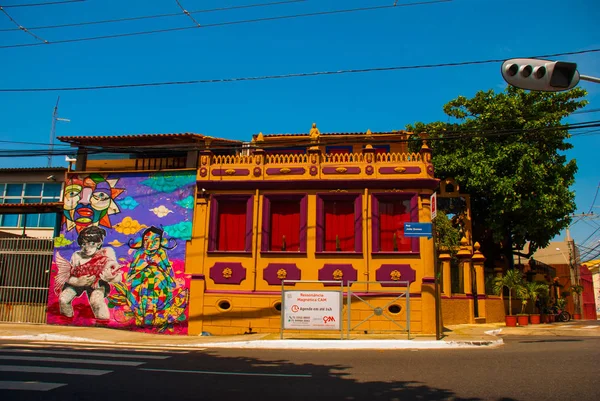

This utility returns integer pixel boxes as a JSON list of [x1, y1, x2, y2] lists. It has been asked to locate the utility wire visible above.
[[3, 119, 600, 158], [1, 47, 598, 92], [0, 0, 307, 32], [0, 0, 83, 8], [174, 0, 202, 27], [0, 0, 451, 49], [587, 181, 600, 214], [0, 6, 48, 44]]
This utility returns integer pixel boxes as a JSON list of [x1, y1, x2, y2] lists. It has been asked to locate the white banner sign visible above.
[[283, 291, 341, 330]]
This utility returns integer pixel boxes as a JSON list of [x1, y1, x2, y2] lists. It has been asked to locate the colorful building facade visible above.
[[48, 127, 504, 335]]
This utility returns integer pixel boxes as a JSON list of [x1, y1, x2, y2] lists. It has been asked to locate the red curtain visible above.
[[270, 201, 300, 251], [218, 201, 247, 251], [379, 200, 411, 252], [324, 200, 354, 251]]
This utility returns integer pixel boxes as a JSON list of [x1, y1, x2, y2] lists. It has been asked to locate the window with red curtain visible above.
[[324, 200, 355, 251], [270, 201, 300, 251], [217, 200, 247, 251], [379, 199, 411, 252]]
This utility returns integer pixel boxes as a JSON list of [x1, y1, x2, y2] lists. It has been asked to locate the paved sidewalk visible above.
[[0, 320, 597, 350]]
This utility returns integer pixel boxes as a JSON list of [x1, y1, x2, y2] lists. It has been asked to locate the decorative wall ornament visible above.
[[253, 167, 262, 177], [318, 264, 357, 286], [263, 263, 301, 285], [201, 156, 209, 166], [209, 262, 247, 285], [199, 168, 207, 177], [394, 167, 406, 173], [365, 165, 374, 175], [335, 167, 348, 174], [225, 169, 236, 176], [427, 164, 434, 176], [309, 166, 318, 176], [366, 154, 373, 164], [311, 155, 317, 164], [279, 167, 291, 174], [376, 264, 416, 287]]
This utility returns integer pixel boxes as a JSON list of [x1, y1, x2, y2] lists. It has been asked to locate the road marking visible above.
[[25, 341, 196, 352], [0, 365, 111, 376], [0, 381, 66, 391], [139, 368, 312, 378], [1, 349, 170, 360], [0, 355, 144, 366], [582, 325, 600, 329]]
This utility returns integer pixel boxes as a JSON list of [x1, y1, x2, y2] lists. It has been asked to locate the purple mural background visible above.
[[47, 171, 196, 335]]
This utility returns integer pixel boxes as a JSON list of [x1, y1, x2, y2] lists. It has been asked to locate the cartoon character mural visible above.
[[48, 171, 196, 334]]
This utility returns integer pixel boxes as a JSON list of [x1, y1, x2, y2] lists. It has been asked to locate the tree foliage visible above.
[[407, 86, 587, 263]]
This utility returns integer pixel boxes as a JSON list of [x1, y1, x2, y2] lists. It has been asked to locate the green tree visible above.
[[407, 86, 587, 264]]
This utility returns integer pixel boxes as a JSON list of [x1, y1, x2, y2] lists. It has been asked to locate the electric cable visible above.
[[0, 0, 451, 49], [1, 47, 597, 92]]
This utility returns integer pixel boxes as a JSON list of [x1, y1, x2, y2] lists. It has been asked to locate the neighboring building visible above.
[[582, 259, 599, 319], [42, 127, 503, 335], [0, 168, 65, 324], [0, 167, 65, 238]]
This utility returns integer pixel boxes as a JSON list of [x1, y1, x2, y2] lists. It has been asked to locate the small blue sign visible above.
[[404, 222, 433, 239]]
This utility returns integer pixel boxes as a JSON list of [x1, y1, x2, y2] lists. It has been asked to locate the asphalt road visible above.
[[0, 335, 598, 401]]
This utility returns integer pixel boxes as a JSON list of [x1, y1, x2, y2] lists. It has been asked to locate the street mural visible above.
[[48, 171, 196, 334]]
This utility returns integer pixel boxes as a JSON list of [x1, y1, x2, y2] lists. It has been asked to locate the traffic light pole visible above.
[[581, 74, 600, 84]]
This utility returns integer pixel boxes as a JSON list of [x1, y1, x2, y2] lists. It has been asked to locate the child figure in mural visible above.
[[108, 226, 188, 332], [54, 226, 122, 320]]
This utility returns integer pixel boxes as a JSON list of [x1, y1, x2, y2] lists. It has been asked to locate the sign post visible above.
[[281, 280, 344, 339]]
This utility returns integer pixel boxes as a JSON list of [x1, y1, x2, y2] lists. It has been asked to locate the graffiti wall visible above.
[[47, 171, 196, 334]]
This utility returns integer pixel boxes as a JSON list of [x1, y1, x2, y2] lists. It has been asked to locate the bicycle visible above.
[[552, 306, 571, 322]]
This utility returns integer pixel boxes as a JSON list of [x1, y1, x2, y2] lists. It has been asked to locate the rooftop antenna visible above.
[[48, 96, 70, 167]]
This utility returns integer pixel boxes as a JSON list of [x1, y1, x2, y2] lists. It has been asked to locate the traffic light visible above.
[[501, 58, 580, 92]]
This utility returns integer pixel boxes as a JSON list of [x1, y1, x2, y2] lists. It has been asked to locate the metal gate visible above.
[[0, 238, 53, 324], [346, 281, 410, 339]]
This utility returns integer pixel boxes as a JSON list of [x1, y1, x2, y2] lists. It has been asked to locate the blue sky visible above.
[[0, 0, 599, 253]]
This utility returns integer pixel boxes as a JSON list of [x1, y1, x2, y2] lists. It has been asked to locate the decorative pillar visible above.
[[438, 251, 452, 296], [472, 242, 486, 319], [420, 194, 436, 334], [456, 237, 472, 295]]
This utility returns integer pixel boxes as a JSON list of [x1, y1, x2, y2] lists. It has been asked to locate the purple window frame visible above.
[[261, 193, 308, 253], [316, 193, 363, 254], [208, 194, 254, 253], [371, 192, 420, 254]]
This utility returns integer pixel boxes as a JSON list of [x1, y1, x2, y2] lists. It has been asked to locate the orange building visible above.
[[51, 126, 504, 336]]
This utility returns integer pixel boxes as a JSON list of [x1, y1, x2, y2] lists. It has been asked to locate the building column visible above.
[[456, 237, 474, 322], [420, 194, 436, 334], [472, 242, 486, 319], [439, 251, 452, 296]]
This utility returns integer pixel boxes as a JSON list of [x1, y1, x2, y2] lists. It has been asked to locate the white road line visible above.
[[0, 355, 144, 366], [0, 381, 66, 391], [582, 325, 600, 329], [0, 349, 170, 360], [0, 365, 111, 376], [140, 368, 312, 378], [25, 341, 195, 352]]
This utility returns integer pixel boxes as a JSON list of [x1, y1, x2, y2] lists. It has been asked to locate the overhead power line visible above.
[[1, 47, 598, 93], [0, 0, 307, 32], [174, 0, 202, 27], [0, 0, 452, 49], [2, 119, 600, 158], [0, 0, 83, 8], [0, 6, 48, 44]]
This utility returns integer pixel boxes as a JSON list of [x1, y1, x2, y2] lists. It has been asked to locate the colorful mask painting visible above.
[[48, 171, 196, 334]]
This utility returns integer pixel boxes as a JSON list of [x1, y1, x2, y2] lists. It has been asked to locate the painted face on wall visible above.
[[143, 231, 161, 252], [64, 174, 124, 232]]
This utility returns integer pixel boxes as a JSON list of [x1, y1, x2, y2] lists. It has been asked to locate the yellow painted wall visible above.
[[186, 186, 436, 335]]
